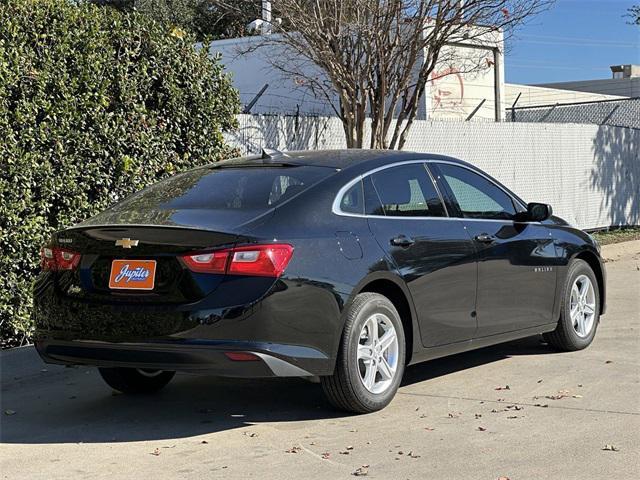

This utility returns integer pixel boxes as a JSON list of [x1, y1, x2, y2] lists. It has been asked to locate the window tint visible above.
[[437, 164, 516, 220], [364, 176, 384, 215], [339, 180, 364, 214], [368, 164, 446, 217], [110, 165, 332, 229]]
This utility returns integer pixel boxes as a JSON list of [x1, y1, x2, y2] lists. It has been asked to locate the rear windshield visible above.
[[109, 164, 333, 222]]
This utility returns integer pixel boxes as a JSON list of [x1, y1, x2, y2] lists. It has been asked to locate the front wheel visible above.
[[321, 292, 405, 413], [98, 367, 175, 394], [544, 259, 600, 351]]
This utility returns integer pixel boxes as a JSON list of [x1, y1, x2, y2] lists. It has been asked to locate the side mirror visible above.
[[526, 202, 553, 222]]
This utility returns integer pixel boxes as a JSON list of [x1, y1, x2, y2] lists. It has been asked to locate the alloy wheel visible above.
[[357, 313, 399, 394], [570, 274, 597, 338]]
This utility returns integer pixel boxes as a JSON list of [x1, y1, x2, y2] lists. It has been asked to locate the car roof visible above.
[[219, 149, 469, 170]]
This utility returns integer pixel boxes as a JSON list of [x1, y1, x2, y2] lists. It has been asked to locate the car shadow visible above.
[[1, 336, 552, 445]]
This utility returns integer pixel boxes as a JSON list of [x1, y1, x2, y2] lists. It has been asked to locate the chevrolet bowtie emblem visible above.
[[115, 238, 139, 249]]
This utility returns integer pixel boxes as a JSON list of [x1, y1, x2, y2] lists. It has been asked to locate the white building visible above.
[[535, 64, 640, 98], [210, 30, 507, 122]]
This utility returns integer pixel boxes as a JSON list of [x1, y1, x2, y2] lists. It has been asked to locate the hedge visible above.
[[0, 0, 240, 347]]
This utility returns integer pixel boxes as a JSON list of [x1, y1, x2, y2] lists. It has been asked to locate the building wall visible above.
[[210, 32, 503, 121], [534, 78, 640, 98], [228, 115, 640, 230], [505, 83, 624, 108], [427, 40, 504, 121]]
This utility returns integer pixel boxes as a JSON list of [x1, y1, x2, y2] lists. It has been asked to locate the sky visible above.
[[504, 0, 640, 84]]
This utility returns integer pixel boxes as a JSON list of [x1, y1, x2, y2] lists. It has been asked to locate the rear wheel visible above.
[[544, 259, 600, 351], [321, 292, 405, 413], [98, 367, 175, 394]]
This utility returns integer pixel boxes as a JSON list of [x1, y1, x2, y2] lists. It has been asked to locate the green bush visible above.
[[0, 0, 239, 347]]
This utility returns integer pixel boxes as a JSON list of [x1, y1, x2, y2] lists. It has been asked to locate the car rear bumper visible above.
[[34, 337, 328, 377]]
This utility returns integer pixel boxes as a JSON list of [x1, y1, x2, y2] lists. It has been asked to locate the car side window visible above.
[[437, 163, 516, 220], [368, 164, 446, 217], [339, 180, 364, 214]]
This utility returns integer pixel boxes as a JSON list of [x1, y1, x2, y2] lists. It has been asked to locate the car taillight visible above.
[[40, 246, 81, 271], [181, 251, 229, 274], [181, 244, 293, 278]]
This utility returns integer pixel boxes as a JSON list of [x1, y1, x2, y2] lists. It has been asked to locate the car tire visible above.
[[321, 292, 406, 413], [98, 367, 175, 394], [543, 259, 600, 352]]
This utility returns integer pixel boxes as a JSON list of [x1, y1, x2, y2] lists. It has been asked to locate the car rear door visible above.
[[430, 162, 557, 337], [364, 162, 478, 347]]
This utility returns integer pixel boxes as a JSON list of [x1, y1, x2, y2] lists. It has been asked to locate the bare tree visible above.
[[627, 5, 640, 25], [253, 0, 552, 149]]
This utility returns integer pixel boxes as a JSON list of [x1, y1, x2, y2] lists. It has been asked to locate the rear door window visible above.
[[368, 164, 446, 217]]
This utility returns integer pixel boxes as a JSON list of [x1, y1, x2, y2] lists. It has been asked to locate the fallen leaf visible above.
[[352, 466, 369, 476], [602, 444, 619, 452], [4, 410, 16, 416], [150, 448, 161, 456]]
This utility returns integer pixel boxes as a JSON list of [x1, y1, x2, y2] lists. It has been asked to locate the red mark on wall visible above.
[[430, 68, 465, 111]]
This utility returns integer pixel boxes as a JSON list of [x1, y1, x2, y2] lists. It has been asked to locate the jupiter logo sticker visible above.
[[109, 260, 156, 290]]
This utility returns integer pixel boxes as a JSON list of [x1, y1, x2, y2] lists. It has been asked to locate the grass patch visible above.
[[591, 227, 640, 246]]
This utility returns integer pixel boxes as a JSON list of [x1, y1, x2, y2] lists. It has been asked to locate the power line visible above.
[[515, 33, 639, 47]]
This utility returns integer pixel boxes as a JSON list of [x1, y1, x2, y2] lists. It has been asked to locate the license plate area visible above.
[[108, 260, 156, 290]]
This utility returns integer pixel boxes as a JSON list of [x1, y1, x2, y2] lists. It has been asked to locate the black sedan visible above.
[[33, 149, 605, 413]]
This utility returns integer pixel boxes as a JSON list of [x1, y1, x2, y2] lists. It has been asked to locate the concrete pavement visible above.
[[2, 241, 639, 479]]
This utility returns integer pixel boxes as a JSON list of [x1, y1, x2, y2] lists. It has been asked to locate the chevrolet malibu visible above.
[[33, 150, 605, 413]]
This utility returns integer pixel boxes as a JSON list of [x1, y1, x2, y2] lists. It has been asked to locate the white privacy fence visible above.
[[227, 115, 640, 230]]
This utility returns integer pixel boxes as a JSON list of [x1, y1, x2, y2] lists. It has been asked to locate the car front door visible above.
[[430, 162, 558, 337], [364, 162, 478, 347]]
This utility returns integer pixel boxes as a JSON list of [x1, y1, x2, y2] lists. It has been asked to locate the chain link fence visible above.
[[507, 97, 640, 130], [226, 114, 639, 231]]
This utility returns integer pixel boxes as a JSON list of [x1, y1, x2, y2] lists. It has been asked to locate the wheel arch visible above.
[[345, 272, 419, 366], [572, 249, 606, 314]]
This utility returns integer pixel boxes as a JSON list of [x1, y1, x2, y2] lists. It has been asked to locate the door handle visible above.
[[474, 233, 496, 243], [390, 235, 415, 247]]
